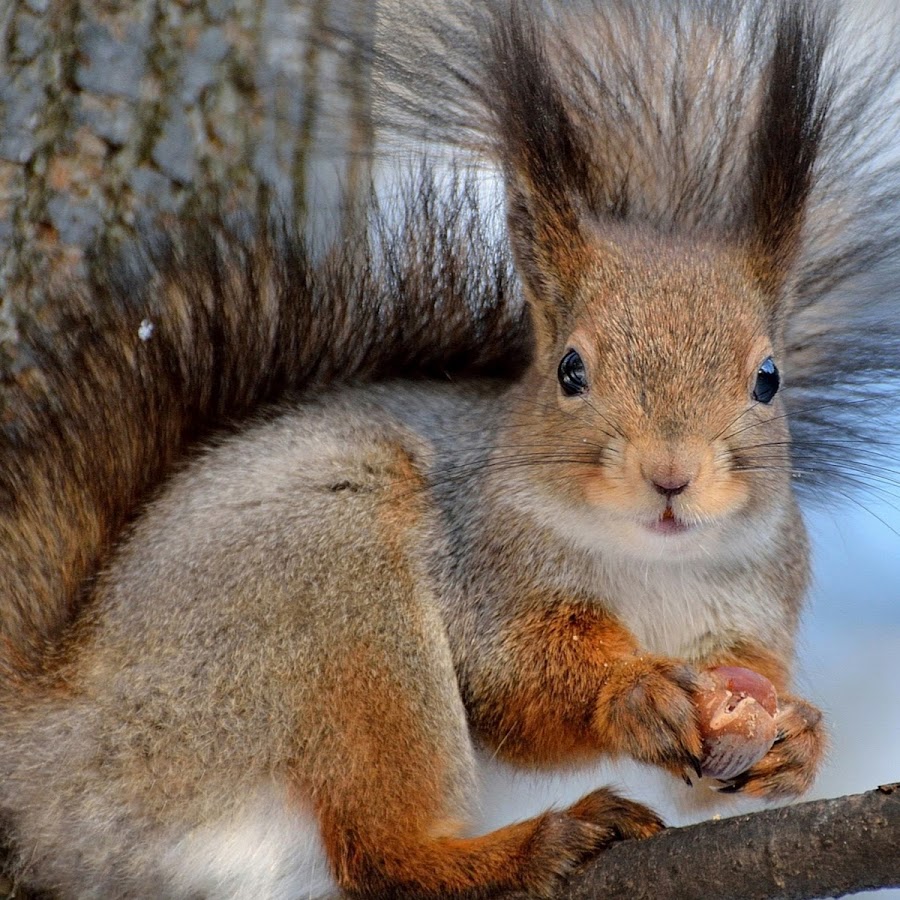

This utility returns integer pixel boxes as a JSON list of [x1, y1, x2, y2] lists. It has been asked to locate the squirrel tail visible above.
[[0, 172, 528, 683]]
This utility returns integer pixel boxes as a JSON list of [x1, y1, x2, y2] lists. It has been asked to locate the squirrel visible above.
[[2, 0, 900, 897]]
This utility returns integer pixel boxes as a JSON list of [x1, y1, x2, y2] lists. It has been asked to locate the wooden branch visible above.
[[501, 785, 900, 900]]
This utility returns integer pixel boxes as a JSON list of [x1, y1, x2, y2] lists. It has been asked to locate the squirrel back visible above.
[[0, 178, 528, 683]]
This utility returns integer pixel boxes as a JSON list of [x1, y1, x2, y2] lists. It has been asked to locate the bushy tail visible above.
[[0, 172, 529, 683]]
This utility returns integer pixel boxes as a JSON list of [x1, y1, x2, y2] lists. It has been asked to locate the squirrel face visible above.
[[507, 231, 794, 564]]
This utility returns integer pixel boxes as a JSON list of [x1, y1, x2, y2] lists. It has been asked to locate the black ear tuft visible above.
[[481, 2, 596, 335], [747, 2, 833, 294], [485, 3, 592, 213]]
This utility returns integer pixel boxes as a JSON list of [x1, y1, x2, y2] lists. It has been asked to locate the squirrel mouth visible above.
[[648, 505, 692, 535]]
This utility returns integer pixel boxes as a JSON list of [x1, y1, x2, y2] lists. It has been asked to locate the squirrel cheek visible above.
[[577, 462, 637, 511], [694, 475, 751, 519]]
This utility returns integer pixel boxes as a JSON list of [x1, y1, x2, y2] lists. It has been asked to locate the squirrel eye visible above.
[[558, 349, 589, 396], [753, 356, 780, 404]]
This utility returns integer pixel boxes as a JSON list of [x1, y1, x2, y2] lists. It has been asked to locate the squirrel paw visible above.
[[520, 790, 663, 896], [566, 788, 665, 840], [716, 696, 825, 798], [594, 656, 704, 781]]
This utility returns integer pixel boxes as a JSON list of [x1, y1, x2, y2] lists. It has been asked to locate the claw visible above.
[[716, 783, 742, 794], [682, 773, 694, 787], [717, 773, 750, 794], [691, 757, 704, 780]]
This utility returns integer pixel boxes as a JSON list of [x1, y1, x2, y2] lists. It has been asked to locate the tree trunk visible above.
[[0, 0, 372, 367]]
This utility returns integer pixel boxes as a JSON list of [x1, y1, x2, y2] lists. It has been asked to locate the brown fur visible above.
[[3, 0, 893, 895], [464, 598, 705, 775]]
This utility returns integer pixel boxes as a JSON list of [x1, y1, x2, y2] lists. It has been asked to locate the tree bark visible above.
[[0, 0, 371, 366], [501, 785, 900, 900]]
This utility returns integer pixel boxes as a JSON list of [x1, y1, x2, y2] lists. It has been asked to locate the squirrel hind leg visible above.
[[317, 784, 662, 898], [307, 637, 662, 895], [316, 782, 662, 897]]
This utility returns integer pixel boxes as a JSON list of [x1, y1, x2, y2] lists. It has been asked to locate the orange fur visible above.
[[308, 635, 662, 895], [466, 602, 704, 777]]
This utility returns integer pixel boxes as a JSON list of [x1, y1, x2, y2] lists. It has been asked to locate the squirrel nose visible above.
[[651, 477, 691, 498]]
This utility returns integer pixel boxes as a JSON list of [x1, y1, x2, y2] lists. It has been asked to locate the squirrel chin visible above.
[[636, 518, 709, 555], [614, 506, 787, 566], [597, 514, 745, 565]]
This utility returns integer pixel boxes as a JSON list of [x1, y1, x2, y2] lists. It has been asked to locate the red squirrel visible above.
[[2, 0, 899, 896]]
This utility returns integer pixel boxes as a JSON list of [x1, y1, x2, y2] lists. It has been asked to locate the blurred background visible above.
[[1, 1, 897, 897]]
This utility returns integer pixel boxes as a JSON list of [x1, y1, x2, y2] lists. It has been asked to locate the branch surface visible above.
[[505, 785, 900, 900], [1, 787, 898, 898]]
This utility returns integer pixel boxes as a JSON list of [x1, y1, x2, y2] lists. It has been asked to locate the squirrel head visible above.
[[485, 3, 831, 562], [503, 227, 794, 563]]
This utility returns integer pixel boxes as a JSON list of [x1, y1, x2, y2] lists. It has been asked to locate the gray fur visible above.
[[1, 1, 897, 895]]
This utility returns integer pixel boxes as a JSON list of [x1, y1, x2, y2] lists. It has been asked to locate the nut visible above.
[[696, 666, 778, 780]]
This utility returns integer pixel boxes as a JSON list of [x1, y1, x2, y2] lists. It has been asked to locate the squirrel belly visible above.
[[3, 0, 900, 895]]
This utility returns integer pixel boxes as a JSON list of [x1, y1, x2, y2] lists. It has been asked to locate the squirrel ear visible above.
[[487, 4, 596, 347], [744, 3, 831, 302], [503, 178, 593, 349]]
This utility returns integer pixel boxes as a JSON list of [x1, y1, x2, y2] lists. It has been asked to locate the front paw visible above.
[[717, 696, 826, 799], [593, 656, 704, 780]]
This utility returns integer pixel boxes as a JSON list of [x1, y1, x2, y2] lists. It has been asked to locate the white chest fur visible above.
[[599, 562, 784, 660], [515, 489, 792, 660]]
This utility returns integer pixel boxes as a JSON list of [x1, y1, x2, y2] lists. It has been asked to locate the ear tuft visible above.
[[745, 2, 833, 299], [483, 2, 595, 339]]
